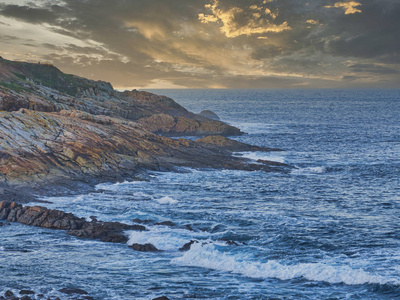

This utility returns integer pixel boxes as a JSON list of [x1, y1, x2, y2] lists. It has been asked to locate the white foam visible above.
[[234, 151, 285, 163], [172, 243, 399, 286], [155, 196, 179, 205], [126, 227, 208, 251], [95, 180, 142, 191], [291, 166, 326, 175]]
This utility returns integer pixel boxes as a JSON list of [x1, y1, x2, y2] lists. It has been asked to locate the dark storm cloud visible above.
[[0, 0, 398, 88], [0, 4, 60, 24], [349, 63, 399, 74], [319, 0, 400, 62]]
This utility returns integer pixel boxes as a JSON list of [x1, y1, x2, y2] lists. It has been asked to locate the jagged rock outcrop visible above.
[[0, 201, 145, 243], [0, 57, 241, 136], [137, 113, 241, 136], [0, 109, 288, 199]]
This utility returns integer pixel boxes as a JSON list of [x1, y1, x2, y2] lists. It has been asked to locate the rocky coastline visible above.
[[0, 57, 289, 202], [0, 58, 289, 298]]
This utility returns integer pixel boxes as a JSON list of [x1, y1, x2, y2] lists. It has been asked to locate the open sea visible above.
[[1, 89, 400, 299]]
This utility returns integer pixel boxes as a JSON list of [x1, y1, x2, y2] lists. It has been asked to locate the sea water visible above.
[[1, 89, 400, 299]]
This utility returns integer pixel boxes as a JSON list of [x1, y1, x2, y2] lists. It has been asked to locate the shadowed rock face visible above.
[[0, 58, 241, 136], [195, 135, 284, 152]]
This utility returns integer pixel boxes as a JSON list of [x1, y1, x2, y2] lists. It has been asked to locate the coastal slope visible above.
[[0, 57, 241, 136], [0, 58, 288, 201]]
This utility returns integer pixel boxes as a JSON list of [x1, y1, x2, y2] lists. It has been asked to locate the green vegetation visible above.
[[0, 81, 28, 93]]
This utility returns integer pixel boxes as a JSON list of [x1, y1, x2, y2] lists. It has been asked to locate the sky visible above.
[[0, 0, 399, 89]]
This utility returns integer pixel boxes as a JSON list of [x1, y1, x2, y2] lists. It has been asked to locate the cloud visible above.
[[0, 0, 398, 89], [198, 0, 291, 38], [325, 1, 362, 15], [348, 63, 399, 74]]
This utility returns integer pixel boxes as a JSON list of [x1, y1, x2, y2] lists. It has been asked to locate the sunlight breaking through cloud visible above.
[[198, 0, 291, 38]]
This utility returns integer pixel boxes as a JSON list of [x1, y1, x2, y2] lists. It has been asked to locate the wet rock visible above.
[[154, 221, 176, 227], [179, 240, 199, 251], [218, 239, 239, 246], [20, 296, 32, 300], [59, 288, 89, 295], [4, 290, 14, 298], [0, 201, 146, 244], [67, 221, 145, 243], [198, 110, 220, 121], [19, 290, 35, 295], [129, 243, 159, 252], [152, 297, 170, 300], [132, 218, 154, 225], [184, 224, 194, 231]]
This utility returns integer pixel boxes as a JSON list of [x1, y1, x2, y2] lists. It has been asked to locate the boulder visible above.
[[198, 110, 220, 121], [129, 243, 159, 252]]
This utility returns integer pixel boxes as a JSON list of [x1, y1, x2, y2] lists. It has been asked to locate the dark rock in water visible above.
[[152, 297, 170, 300], [198, 110, 220, 121], [20, 296, 32, 300], [4, 290, 14, 297], [179, 240, 199, 251], [0, 201, 146, 244], [154, 221, 176, 227], [132, 218, 154, 225], [218, 239, 239, 246], [184, 224, 194, 231], [59, 288, 89, 295], [67, 221, 146, 243], [130, 243, 159, 252], [19, 290, 35, 295]]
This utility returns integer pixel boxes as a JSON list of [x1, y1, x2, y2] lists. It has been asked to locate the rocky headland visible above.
[[0, 57, 289, 202]]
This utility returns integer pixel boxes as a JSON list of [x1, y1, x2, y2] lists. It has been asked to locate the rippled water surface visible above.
[[1, 89, 400, 299]]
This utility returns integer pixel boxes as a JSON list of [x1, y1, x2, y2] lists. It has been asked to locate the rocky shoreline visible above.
[[0, 58, 290, 203], [0, 58, 289, 298]]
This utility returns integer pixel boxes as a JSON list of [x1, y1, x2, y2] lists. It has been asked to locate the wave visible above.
[[95, 180, 143, 191], [172, 243, 399, 286], [126, 227, 209, 251], [234, 151, 285, 163], [155, 196, 179, 205], [291, 166, 326, 175]]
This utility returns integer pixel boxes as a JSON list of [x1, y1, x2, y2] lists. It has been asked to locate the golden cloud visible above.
[[198, 0, 291, 38], [325, 1, 362, 15]]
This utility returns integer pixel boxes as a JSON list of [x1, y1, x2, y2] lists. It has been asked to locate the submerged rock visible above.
[[59, 288, 88, 295]]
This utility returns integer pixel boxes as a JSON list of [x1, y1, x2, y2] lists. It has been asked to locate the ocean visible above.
[[1, 89, 400, 299]]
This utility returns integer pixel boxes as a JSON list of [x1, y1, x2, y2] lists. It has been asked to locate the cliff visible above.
[[0, 57, 241, 136]]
